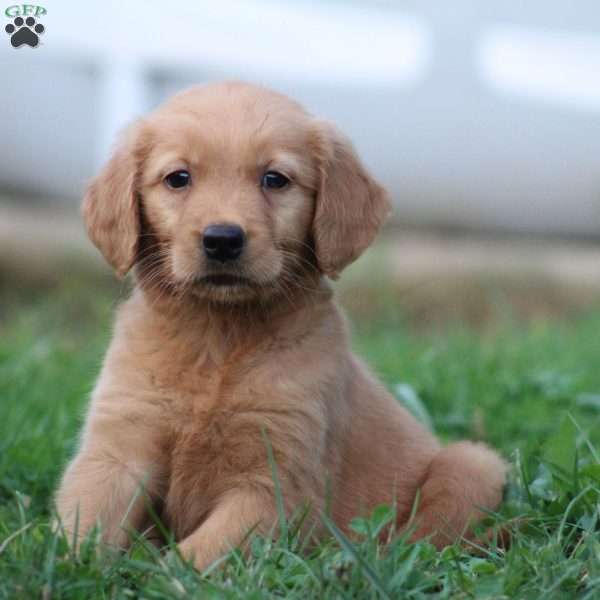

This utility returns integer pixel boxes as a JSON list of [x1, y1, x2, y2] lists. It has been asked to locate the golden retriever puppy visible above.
[[55, 81, 506, 569]]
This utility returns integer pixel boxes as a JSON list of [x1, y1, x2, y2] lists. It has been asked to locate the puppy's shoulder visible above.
[[100, 289, 175, 379]]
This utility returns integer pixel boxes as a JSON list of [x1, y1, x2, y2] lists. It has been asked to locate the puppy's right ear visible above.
[[310, 120, 391, 279], [82, 121, 148, 278]]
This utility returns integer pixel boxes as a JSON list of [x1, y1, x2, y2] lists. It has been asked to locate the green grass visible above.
[[2, 285, 600, 599]]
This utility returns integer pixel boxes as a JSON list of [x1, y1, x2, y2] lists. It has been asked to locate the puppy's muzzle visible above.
[[202, 224, 245, 263]]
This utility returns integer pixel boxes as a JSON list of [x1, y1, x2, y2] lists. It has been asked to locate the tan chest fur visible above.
[[107, 292, 337, 538]]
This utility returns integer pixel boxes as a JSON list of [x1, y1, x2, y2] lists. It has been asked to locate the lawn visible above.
[[2, 282, 600, 599]]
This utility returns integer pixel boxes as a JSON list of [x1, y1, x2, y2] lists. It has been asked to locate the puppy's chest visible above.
[[144, 329, 235, 410], [147, 341, 271, 467], [144, 327, 280, 426], [149, 352, 274, 535]]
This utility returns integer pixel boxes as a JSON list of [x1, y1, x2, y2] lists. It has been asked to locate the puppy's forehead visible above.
[[164, 81, 308, 121], [148, 83, 313, 165]]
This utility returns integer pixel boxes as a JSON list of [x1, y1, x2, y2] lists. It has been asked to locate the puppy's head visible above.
[[83, 81, 390, 304]]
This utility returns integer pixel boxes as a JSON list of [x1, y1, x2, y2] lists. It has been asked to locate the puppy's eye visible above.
[[262, 171, 290, 190], [164, 170, 191, 189]]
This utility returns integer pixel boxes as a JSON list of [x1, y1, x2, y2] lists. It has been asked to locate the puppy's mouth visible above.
[[197, 274, 254, 287]]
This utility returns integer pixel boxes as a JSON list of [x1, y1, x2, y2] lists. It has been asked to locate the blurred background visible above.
[[1, 0, 600, 328]]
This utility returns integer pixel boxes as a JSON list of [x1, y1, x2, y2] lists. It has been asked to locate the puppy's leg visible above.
[[178, 487, 276, 571], [56, 443, 164, 549], [409, 441, 507, 548]]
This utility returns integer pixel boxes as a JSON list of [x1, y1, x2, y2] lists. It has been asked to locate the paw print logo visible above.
[[5, 16, 44, 48]]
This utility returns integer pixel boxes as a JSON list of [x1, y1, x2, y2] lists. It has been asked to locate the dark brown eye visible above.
[[262, 171, 290, 190], [164, 170, 191, 189]]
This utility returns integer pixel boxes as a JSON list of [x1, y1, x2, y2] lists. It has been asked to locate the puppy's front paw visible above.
[[176, 539, 230, 572], [177, 539, 207, 571]]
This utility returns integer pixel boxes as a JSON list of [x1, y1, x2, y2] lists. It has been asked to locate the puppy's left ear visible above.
[[82, 121, 149, 279], [310, 121, 391, 278]]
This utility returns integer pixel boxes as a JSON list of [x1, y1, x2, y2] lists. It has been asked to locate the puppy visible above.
[[55, 81, 506, 569]]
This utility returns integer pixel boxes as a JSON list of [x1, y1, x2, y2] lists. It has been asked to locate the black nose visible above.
[[202, 224, 245, 262]]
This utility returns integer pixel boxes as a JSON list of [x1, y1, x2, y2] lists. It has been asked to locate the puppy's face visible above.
[[83, 82, 390, 305], [139, 88, 318, 303]]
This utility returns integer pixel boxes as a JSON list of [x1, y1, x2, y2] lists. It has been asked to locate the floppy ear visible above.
[[82, 122, 148, 278], [311, 121, 391, 278]]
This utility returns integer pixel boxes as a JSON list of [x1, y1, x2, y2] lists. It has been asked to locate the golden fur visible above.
[[55, 81, 507, 569]]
